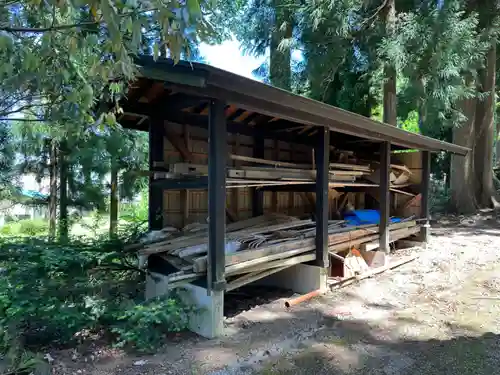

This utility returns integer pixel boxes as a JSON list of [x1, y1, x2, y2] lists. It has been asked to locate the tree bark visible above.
[[48, 141, 57, 240], [109, 163, 118, 238], [270, 0, 292, 91], [382, 0, 397, 126], [58, 142, 69, 241], [450, 90, 477, 213], [474, 43, 499, 208]]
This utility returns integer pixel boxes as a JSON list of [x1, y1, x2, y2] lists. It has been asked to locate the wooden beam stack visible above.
[[137, 214, 419, 291]]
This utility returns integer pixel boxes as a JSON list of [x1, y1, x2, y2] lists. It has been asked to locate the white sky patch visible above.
[[198, 39, 265, 80]]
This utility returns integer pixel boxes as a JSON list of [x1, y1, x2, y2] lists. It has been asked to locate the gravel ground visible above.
[[53, 214, 500, 375]]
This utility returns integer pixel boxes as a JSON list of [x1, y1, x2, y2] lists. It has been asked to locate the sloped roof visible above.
[[118, 56, 468, 156]]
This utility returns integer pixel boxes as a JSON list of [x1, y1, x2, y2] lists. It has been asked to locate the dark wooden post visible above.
[[252, 133, 265, 216], [314, 128, 330, 268], [148, 118, 164, 231], [207, 99, 227, 292], [379, 141, 391, 253], [420, 150, 431, 243]]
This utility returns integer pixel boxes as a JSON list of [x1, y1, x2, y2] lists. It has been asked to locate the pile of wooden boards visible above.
[[137, 214, 420, 291], [145, 154, 415, 195], [153, 154, 374, 188]]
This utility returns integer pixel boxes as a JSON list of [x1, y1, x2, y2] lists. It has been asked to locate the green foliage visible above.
[[394, 2, 489, 136], [399, 111, 420, 134], [120, 188, 149, 230], [0, 0, 215, 124], [0, 231, 193, 355], [112, 294, 193, 352], [0, 219, 49, 237]]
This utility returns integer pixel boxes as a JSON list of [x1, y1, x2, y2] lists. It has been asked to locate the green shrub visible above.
[[0, 219, 49, 237], [0, 232, 193, 355], [112, 294, 193, 352]]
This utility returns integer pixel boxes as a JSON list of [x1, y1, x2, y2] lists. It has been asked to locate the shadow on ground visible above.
[[251, 311, 500, 375]]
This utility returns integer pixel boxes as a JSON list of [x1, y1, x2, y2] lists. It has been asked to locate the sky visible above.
[[198, 39, 265, 80], [199, 39, 303, 80]]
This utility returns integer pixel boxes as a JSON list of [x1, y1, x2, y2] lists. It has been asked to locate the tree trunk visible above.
[[450, 91, 477, 213], [109, 163, 119, 238], [48, 141, 57, 240], [474, 43, 499, 208], [270, 0, 292, 91], [58, 142, 69, 241], [382, 0, 397, 126]]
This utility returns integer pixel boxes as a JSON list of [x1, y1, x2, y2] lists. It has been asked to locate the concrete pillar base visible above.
[[359, 250, 389, 268], [257, 263, 328, 294], [146, 272, 224, 339]]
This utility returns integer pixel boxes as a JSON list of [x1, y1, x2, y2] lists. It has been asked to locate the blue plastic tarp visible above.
[[343, 209, 401, 226]]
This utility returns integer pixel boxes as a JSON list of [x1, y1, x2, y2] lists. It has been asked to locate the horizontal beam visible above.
[[151, 176, 208, 190]]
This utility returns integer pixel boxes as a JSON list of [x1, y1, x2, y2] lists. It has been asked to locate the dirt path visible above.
[[56, 216, 500, 375]]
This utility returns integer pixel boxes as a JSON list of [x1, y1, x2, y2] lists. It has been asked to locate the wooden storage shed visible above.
[[116, 56, 468, 338]]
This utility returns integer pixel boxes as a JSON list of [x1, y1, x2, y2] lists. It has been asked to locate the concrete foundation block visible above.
[[360, 250, 389, 268], [181, 284, 224, 339], [258, 263, 328, 294], [145, 272, 224, 339]]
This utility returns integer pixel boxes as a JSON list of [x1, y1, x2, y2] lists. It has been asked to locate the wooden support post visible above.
[[252, 133, 264, 217], [272, 139, 279, 212], [379, 141, 390, 253], [288, 148, 296, 214], [181, 124, 191, 228], [149, 118, 164, 231], [420, 150, 431, 243], [314, 128, 330, 268], [231, 135, 240, 220], [207, 99, 227, 292]]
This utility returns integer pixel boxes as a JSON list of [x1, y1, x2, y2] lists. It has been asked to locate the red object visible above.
[[285, 289, 322, 308]]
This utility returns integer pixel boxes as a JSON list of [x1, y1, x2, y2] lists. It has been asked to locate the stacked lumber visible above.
[[142, 154, 417, 194], [138, 214, 419, 291], [151, 154, 374, 188]]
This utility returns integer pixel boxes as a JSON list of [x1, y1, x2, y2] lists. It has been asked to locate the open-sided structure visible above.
[[117, 56, 468, 338]]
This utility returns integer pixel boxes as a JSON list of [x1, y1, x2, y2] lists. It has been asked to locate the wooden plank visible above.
[[167, 272, 203, 283], [193, 241, 316, 273], [329, 162, 371, 172], [224, 246, 316, 275], [328, 225, 420, 254], [194, 221, 416, 273], [160, 254, 193, 270], [225, 252, 316, 276], [230, 153, 304, 169]]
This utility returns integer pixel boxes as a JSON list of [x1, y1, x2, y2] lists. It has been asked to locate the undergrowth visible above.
[[0, 223, 193, 374], [0, 219, 49, 237]]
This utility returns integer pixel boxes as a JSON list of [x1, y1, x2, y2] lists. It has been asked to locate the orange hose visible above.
[[284, 289, 322, 308]]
